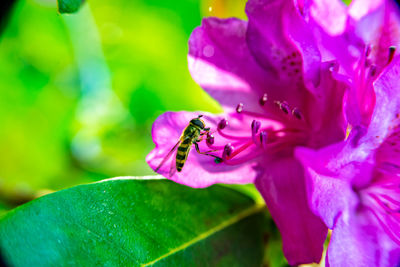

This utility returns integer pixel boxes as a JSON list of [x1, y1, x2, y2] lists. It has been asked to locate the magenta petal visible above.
[[361, 56, 400, 146], [348, 0, 384, 20], [354, 1, 400, 69], [146, 111, 259, 188], [255, 157, 327, 265], [306, 61, 347, 147], [309, 0, 347, 35], [295, 145, 361, 228], [327, 213, 400, 267], [375, 127, 400, 171], [245, 0, 321, 87], [188, 17, 267, 112]]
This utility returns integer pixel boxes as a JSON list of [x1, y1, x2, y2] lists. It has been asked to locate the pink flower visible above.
[[147, 0, 350, 264], [296, 56, 400, 266]]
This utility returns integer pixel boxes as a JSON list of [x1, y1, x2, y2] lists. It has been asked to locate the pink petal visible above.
[[361, 56, 400, 148], [188, 17, 267, 113], [245, 0, 321, 88], [375, 127, 400, 173], [327, 213, 400, 267], [306, 61, 347, 148], [255, 157, 327, 265], [295, 145, 361, 228], [146, 111, 259, 188], [354, 0, 400, 69], [349, 0, 385, 20], [306, 0, 364, 77], [309, 0, 348, 36]]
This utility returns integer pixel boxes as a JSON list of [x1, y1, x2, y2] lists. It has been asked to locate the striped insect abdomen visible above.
[[176, 137, 192, 172]]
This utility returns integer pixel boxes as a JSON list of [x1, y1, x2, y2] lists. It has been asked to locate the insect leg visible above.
[[193, 142, 222, 163], [198, 128, 215, 142], [193, 142, 219, 158]]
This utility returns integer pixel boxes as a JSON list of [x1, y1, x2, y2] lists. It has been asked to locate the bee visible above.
[[155, 115, 222, 176]]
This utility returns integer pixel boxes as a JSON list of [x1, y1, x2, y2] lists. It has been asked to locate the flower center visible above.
[[206, 94, 308, 165]]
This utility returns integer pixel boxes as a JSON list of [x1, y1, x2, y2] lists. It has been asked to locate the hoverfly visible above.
[[155, 115, 222, 177]]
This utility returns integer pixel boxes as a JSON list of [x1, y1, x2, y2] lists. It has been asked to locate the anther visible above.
[[260, 131, 268, 149], [364, 59, 371, 68], [388, 46, 396, 64], [292, 107, 302, 120], [369, 64, 377, 77], [218, 119, 228, 130], [251, 120, 261, 144], [259, 93, 268, 106], [280, 101, 290, 114], [222, 143, 234, 159], [236, 103, 243, 113], [328, 61, 339, 72], [365, 45, 372, 57], [206, 133, 214, 145], [251, 120, 261, 134]]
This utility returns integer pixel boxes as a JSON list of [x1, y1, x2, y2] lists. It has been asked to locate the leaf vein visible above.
[[141, 203, 266, 266]]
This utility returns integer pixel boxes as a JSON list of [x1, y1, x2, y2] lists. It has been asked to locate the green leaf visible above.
[[0, 177, 273, 266], [58, 0, 83, 14]]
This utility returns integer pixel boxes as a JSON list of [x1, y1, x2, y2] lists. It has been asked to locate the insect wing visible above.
[[155, 139, 182, 172], [168, 150, 178, 178]]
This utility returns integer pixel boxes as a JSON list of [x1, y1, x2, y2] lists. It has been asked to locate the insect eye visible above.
[[191, 119, 205, 129]]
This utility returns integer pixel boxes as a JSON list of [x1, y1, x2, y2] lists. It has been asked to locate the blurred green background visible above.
[[0, 0, 248, 212]]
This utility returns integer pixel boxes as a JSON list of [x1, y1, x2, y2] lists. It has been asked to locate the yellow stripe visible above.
[[176, 159, 185, 164], [177, 151, 187, 156], [179, 144, 189, 148], [140, 204, 266, 266]]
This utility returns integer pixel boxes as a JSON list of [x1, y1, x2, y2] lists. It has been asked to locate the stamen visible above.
[[292, 107, 303, 120], [280, 101, 290, 114], [206, 141, 240, 150], [218, 119, 228, 129], [388, 46, 396, 64], [236, 103, 243, 113], [222, 150, 264, 165], [328, 61, 339, 72], [259, 93, 268, 106], [222, 143, 234, 160], [217, 127, 250, 140], [251, 120, 261, 144], [251, 120, 261, 133], [260, 131, 268, 149], [274, 100, 290, 114], [368, 65, 377, 77], [206, 133, 214, 145], [240, 110, 283, 123], [365, 44, 372, 57], [229, 140, 255, 158], [364, 58, 371, 68]]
